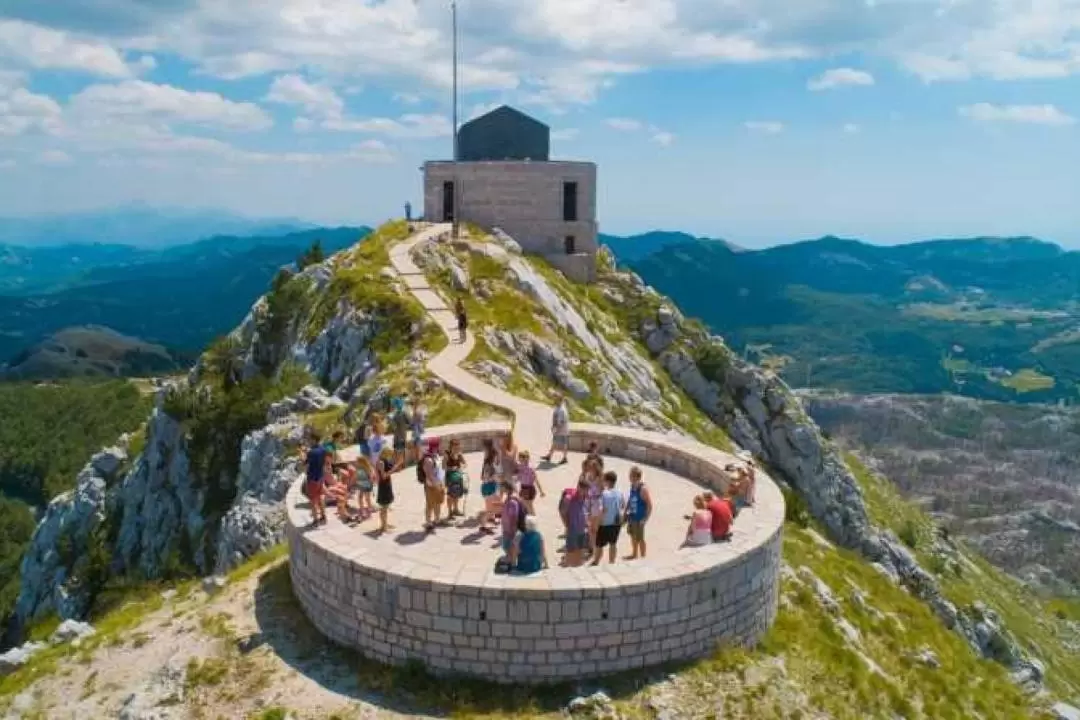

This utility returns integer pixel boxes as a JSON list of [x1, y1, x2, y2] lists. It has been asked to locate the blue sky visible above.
[[1, 0, 1079, 248]]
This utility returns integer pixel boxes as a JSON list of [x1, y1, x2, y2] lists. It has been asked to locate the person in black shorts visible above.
[[375, 447, 399, 534]]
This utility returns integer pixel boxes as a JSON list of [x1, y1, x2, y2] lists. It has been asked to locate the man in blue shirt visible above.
[[305, 432, 329, 525]]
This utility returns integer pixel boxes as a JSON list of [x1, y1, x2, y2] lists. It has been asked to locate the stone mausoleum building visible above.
[[423, 105, 598, 282]]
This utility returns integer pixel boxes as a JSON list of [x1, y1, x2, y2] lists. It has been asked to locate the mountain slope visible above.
[[0, 227, 368, 364], [0, 326, 186, 380], [1, 222, 1076, 718], [617, 234, 1080, 403]]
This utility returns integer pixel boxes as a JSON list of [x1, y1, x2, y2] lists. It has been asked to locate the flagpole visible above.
[[451, 0, 460, 240]]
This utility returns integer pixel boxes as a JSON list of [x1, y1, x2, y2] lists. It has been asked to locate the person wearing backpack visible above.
[[499, 481, 527, 556]]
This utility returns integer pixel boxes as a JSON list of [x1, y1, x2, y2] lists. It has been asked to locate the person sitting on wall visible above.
[[685, 496, 713, 547], [510, 515, 549, 575], [703, 490, 733, 542]]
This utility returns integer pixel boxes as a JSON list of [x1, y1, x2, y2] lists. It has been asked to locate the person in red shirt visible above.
[[703, 491, 733, 542]]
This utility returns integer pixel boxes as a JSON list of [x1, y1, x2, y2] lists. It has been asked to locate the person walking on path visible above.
[[624, 466, 652, 560], [454, 297, 468, 344], [542, 395, 570, 465]]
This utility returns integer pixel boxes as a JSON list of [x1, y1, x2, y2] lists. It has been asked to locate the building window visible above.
[[564, 235, 576, 255], [442, 181, 455, 222], [562, 181, 578, 222]]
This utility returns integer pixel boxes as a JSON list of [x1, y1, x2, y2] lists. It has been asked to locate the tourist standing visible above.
[[444, 438, 467, 518], [411, 397, 428, 463], [355, 456, 375, 519], [510, 516, 549, 574], [542, 395, 570, 465], [563, 478, 590, 566], [455, 297, 468, 344], [304, 433, 328, 526], [478, 439, 500, 534], [591, 471, 624, 566], [375, 447, 398, 534], [421, 438, 446, 532], [516, 450, 544, 514], [390, 397, 411, 467], [624, 466, 652, 559]]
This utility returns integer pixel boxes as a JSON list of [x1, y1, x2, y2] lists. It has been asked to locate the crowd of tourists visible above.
[[298, 393, 757, 575]]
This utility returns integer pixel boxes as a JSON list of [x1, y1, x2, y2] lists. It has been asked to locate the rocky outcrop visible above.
[[14, 446, 127, 628], [214, 419, 304, 573]]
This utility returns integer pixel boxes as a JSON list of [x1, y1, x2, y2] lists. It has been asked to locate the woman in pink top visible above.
[[685, 496, 712, 547], [516, 450, 545, 514]]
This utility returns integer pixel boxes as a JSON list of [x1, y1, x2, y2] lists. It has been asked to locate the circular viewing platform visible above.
[[285, 421, 785, 684]]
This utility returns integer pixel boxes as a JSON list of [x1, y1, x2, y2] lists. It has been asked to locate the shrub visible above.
[[783, 487, 812, 528], [899, 520, 920, 549], [296, 239, 325, 270], [694, 342, 732, 384]]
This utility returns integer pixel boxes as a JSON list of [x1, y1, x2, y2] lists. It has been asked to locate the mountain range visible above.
[[602, 231, 1080, 404], [0, 226, 369, 367]]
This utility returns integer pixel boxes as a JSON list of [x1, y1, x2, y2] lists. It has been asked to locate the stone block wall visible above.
[[287, 422, 785, 684], [423, 161, 598, 259]]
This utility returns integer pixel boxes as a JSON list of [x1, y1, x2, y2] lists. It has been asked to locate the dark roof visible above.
[[457, 105, 550, 161], [462, 105, 549, 133]]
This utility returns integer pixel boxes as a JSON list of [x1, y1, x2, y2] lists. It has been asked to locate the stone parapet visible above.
[[286, 422, 785, 683]]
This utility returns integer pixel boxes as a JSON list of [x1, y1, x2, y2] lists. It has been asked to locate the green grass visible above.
[[998, 368, 1055, 392]]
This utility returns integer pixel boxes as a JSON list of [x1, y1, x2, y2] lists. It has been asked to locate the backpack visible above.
[[417, 454, 429, 484]]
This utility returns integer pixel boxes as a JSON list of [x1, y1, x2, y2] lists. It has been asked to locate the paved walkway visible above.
[[388, 224, 554, 457]]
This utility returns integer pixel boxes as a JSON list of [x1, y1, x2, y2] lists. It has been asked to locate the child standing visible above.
[[591, 471, 624, 566], [516, 450, 544, 514], [624, 466, 652, 559], [355, 456, 375, 519], [478, 440, 500, 534]]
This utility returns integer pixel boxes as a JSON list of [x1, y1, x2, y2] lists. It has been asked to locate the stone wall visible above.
[[423, 161, 598, 258], [286, 422, 784, 684], [545, 252, 597, 284]]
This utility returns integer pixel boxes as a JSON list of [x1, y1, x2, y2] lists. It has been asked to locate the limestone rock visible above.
[[1053, 702, 1080, 720], [912, 648, 940, 669], [0, 642, 45, 676], [50, 619, 95, 645], [491, 227, 523, 254], [213, 420, 301, 573], [90, 446, 127, 478], [202, 576, 227, 595], [567, 691, 620, 720]]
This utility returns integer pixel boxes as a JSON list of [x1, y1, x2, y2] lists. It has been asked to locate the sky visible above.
[[1, 0, 1079, 249]]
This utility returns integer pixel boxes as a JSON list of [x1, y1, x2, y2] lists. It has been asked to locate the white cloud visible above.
[[0, 158, 15, 168], [264, 74, 345, 119], [0, 19, 131, 77], [69, 80, 273, 131], [0, 72, 63, 136], [651, 129, 675, 147], [606, 117, 643, 132], [842, 122, 861, 134], [744, 120, 784, 134], [551, 128, 579, 141], [393, 92, 422, 105], [959, 103, 1075, 126], [38, 149, 72, 165], [322, 113, 451, 138], [808, 67, 874, 91]]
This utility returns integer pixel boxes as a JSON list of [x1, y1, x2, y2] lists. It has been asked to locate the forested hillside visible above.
[[607, 233, 1080, 403]]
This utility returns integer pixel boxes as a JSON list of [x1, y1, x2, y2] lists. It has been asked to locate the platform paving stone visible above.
[[286, 223, 785, 683]]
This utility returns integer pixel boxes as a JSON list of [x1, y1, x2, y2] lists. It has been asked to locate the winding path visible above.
[[388, 223, 554, 455]]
